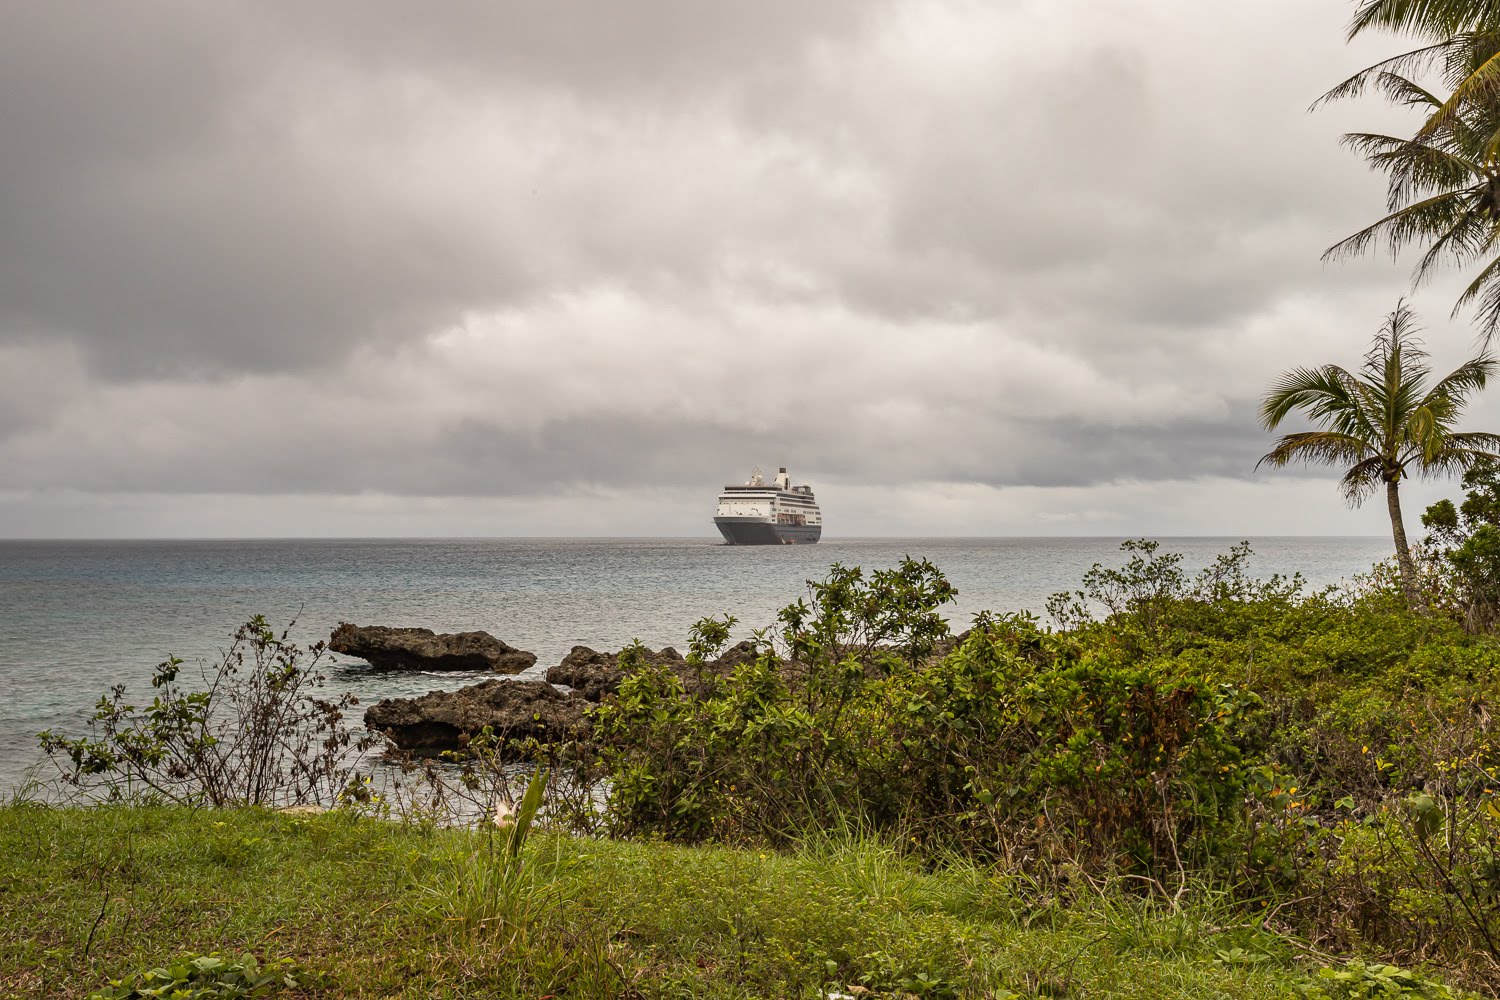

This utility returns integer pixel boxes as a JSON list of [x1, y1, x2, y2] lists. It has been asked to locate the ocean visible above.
[[0, 535, 1394, 794]]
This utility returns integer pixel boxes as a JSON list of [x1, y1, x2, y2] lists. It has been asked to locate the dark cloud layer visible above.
[[0, 1, 1479, 536], [0, 1, 871, 377]]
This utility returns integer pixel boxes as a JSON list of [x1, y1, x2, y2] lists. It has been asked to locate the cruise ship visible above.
[[714, 467, 822, 545]]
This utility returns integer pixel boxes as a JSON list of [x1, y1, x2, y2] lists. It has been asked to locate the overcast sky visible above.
[[1, 0, 1490, 538]]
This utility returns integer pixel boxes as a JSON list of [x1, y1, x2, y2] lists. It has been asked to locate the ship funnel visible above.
[[775, 467, 790, 489]]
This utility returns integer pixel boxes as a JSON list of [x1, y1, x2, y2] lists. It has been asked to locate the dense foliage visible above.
[[586, 542, 1500, 986], [87, 954, 302, 1000]]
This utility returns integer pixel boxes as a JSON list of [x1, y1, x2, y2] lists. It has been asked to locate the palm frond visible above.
[[1326, 9, 1500, 336], [1447, 429, 1500, 446], [1411, 47, 1500, 141], [1378, 70, 1447, 107], [1452, 251, 1500, 310], [1315, 36, 1473, 106], [1416, 441, 1500, 476], [1323, 190, 1477, 262], [1339, 456, 1388, 506], [1260, 365, 1363, 430], [1450, 253, 1500, 338], [1339, 130, 1482, 211], [1349, 1, 1500, 40], [1411, 202, 1495, 282], [1422, 351, 1499, 405], [1257, 431, 1372, 472]]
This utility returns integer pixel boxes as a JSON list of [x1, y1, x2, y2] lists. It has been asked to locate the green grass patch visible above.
[[0, 805, 1473, 999]]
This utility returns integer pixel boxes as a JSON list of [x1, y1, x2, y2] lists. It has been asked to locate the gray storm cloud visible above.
[[0, 0, 1478, 536]]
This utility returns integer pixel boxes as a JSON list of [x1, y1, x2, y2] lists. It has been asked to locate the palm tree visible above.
[[1259, 302, 1500, 607], [1319, 2, 1500, 335], [1338, 2, 1500, 142]]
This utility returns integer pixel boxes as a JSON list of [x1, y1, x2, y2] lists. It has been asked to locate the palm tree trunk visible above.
[[1387, 479, 1423, 609]]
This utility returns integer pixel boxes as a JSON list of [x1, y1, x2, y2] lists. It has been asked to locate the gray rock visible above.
[[544, 644, 688, 701], [363, 679, 588, 754], [330, 623, 536, 673], [545, 641, 762, 701]]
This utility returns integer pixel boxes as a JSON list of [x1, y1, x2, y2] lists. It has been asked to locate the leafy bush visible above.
[[88, 953, 300, 999], [38, 616, 381, 807], [594, 560, 961, 844], [1303, 959, 1467, 999], [592, 555, 1253, 874], [921, 625, 1255, 870], [775, 557, 957, 669]]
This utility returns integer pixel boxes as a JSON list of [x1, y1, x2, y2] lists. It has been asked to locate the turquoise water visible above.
[[0, 536, 1393, 792]]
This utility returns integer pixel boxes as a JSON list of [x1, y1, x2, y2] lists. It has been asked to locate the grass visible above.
[[0, 804, 1475, 999]]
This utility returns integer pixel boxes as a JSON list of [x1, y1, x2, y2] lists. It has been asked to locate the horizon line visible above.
[[0, 533, 1394, 543]]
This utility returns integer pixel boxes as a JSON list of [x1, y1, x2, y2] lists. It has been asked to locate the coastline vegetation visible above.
[[13, 511, 1500, 998]]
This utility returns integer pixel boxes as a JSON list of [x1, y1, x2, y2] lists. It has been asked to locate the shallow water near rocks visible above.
[[0, 535, 1392, 794]]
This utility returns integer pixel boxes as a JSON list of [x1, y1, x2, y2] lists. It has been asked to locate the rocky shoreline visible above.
[[362, 677, 589, 753], [335, 622, 755, 757]]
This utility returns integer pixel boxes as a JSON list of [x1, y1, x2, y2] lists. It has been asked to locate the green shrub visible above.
[[88, 953, 300, 999], [593, 555, 1254, 874], [38, 616, 380, 808], [1303, 959, 1468, 998]]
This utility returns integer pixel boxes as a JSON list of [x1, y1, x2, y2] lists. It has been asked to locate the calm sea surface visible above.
[[0, 536, 1393, 793]]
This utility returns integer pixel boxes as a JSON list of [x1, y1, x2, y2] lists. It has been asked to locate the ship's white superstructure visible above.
[[713, 467, 822, 544]]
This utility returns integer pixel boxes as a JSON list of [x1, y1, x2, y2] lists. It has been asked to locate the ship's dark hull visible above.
[[715, 519, 821, 545]]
